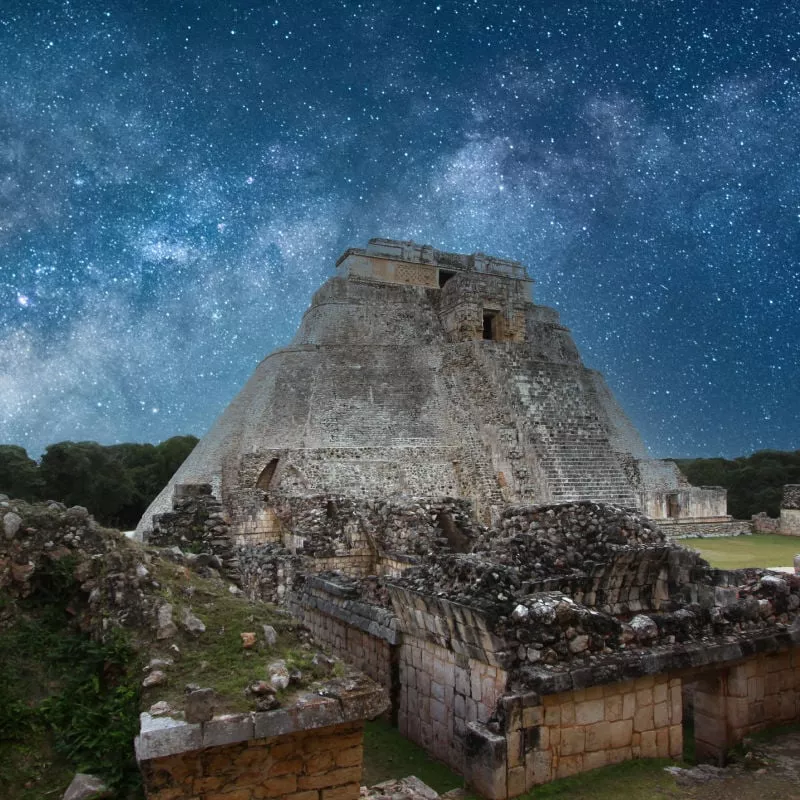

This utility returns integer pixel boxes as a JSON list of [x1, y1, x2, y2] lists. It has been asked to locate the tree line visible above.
[[1, 439, 797, 527], [676, 450, 800, 519], [0, 436, 198, 530]]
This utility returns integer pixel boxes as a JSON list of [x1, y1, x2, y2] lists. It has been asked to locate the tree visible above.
[[0, 445, 44, 500]]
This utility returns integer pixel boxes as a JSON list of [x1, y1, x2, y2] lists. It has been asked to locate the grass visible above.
[[523, 758, 682, 799], [141, 555, 338, 713], [362, 718, 472, 794], [679, 534, 800, 570], [362, 719, 687, 799]]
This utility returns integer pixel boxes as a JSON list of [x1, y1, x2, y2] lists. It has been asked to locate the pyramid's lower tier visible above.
[[137, 272, 726, 539]]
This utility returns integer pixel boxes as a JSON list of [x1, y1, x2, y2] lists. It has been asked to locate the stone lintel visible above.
[[135, 681, 388, 763]]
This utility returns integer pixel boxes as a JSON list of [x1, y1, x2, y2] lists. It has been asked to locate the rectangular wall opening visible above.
[[482, 312, 496, 340], [438, 269, 456, 288], [666, 493, 680, 518]]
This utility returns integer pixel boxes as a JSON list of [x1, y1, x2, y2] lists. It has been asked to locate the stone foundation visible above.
[[657, 519, 752, 538], [140, 721, 364, 800]]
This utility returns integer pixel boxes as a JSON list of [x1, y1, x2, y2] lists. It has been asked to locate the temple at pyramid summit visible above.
[[136, 237, 730, 541]]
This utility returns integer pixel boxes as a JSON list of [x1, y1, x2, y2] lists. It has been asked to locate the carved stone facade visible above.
[[137, 239, 727, 541]]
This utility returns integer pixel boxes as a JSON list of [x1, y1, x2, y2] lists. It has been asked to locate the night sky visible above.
[[1, 1, 798, 459]]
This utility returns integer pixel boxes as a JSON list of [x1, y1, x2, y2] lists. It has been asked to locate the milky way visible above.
[[1, 1, 798, 458]]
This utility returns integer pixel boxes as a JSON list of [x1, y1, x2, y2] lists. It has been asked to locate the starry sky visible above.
[[1, 0, 798, 459]]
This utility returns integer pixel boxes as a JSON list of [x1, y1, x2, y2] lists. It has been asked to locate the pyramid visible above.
[[136, 238, 727, 540]]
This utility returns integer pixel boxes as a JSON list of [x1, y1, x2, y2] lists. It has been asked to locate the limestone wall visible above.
[[658, 519, 752, 538], [397, 633, 508, 773], [486, 675, 683, 796], [780, 509, 800, 536], [693, 649, 800, 763], [140, 721, 364, 800]]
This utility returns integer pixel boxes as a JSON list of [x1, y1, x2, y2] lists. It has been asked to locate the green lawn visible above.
[[679, 534, 800, 570], [362, 719, 686, 799]]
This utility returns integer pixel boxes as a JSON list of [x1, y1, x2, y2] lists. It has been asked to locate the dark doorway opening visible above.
[[483, 312, 496, 340], [666, 493, 680, 518], [438, 269, 456, 288], [256, 458, 279, 491]]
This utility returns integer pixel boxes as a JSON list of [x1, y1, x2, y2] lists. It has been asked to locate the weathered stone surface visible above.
[[3, 511, 22, 539], [62, 772, 111, 800], [184, 687, 216, 723], [180, 607, 206, 635]]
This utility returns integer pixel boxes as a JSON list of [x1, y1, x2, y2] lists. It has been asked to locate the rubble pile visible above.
[[474, 501, 666, 577], [146, 483, 239, 581], [267, 495, 481, 559]]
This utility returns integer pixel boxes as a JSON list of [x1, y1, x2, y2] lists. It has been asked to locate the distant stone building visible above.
[[136, 238, 728, 540], [781, 485, 800, 535]]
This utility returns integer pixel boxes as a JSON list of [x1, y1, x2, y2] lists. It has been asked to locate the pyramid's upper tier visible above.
[[336, 238, 533, 293]]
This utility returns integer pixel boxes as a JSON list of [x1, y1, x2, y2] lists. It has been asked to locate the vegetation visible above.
[[679, 535, 800, 570], [0, 558, 144, 798], [676, 450, 800, 519], [0, 436, 198, 529]]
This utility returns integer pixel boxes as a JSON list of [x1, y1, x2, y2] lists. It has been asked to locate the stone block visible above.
[[508, 765, 527, 797], [561, 702, 576, 726], [653, 681, 668, 705], [575, 699, 604, 726], [528, 748, 553, 785], [299, 767, 361, 791], [748, 675, 765, 702], [656, 727, 670, 757], [555, 753, 584, 779], [544, 704, 561, 726], [605, 694, 623, 722], [585, 721, 611, 752], [653, 702, 670, 729], [622, 692, 636, 720], [633, 705, 654, 733], [202, 714, 255, 749], [610, 719, 633, 749], [253, 774, 298, 798], [560, 726, 585, 756], [635, 688, 653, 707], [523, 705, 543, 728]]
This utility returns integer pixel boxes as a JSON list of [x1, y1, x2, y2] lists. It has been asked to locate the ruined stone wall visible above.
[[139, 720, 364, 800], [780, 510, 800, 536], [145, 484, 238, 581], [752, 513, 781, 534], [287, 576, 398, 693], [657, 519, 752, 538], [693, 649, 800, 763], [780, 487, 800, 535]]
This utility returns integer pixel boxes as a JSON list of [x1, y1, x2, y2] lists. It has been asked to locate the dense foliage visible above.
[[0, 556, 142, 798], [0, 436, 197, 529], [676, 450, 800, 519]]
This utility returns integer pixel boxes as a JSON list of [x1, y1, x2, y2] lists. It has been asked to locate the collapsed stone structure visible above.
[[137, 238, 729, 540], [135, 240, 800, 798]]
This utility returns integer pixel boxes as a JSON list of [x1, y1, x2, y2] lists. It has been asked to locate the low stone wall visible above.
[[470, 674, 683, 797], [752, 513, 780, 534], [287, 576, 398, 694], [136, 678, 387, 800], [780, 509, 800, 536], [657, 519, 752, 538], [694, 648, 800, 763], [140, 720, 364, 800]]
